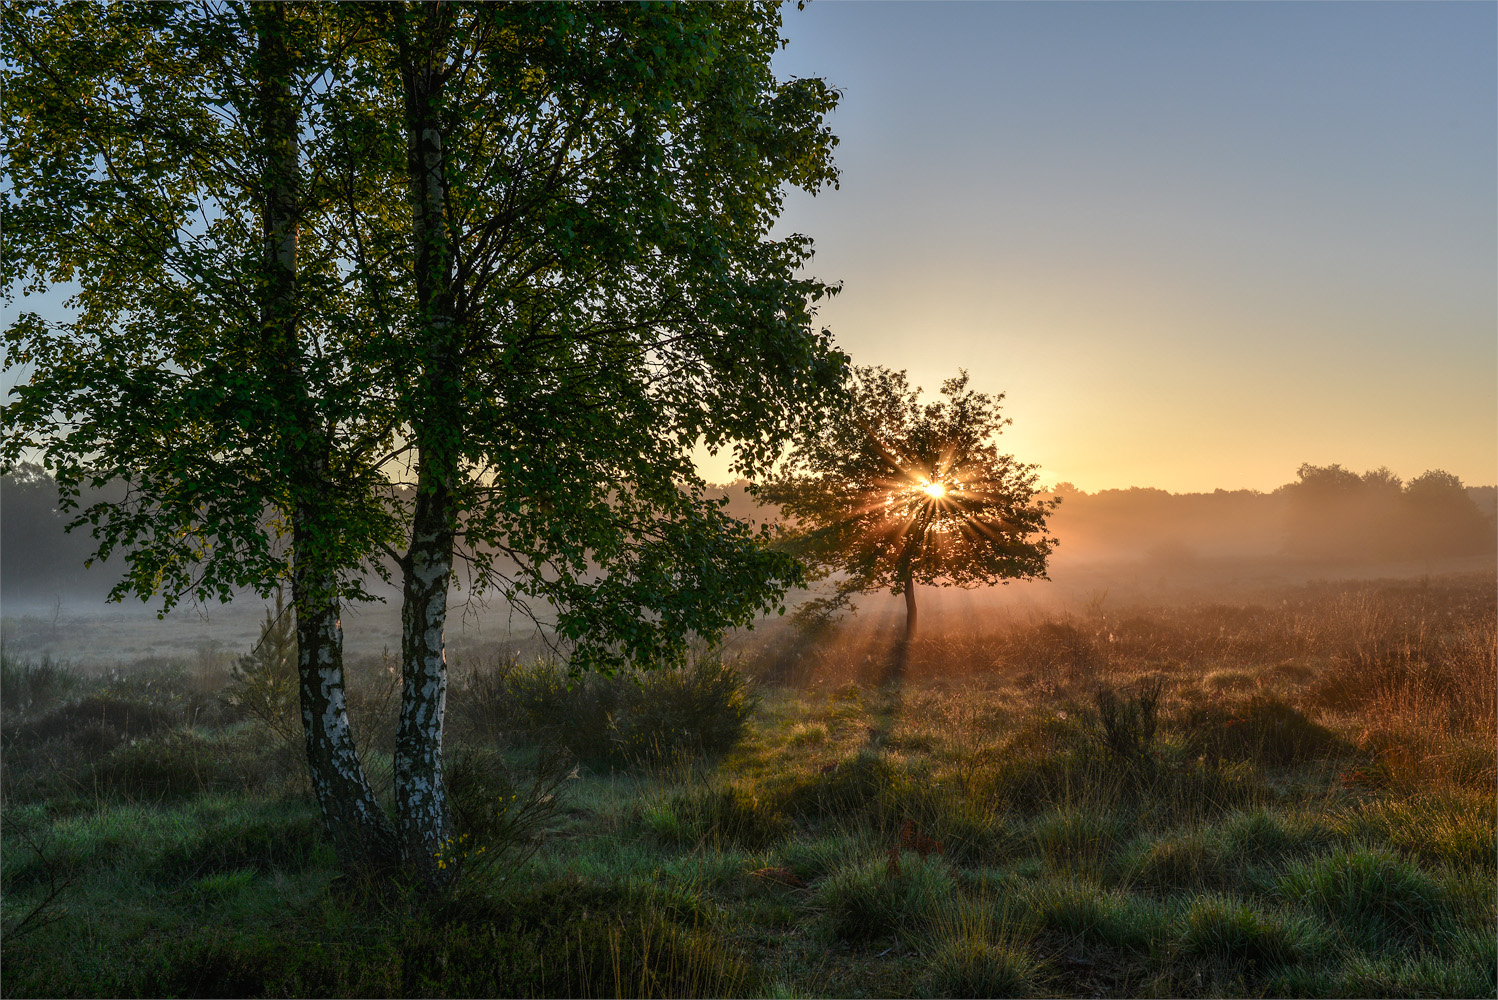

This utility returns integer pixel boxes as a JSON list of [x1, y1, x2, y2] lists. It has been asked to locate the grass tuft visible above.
[[1275, 847, 1451, 947], [815, 853, 955, 944], [1179, 894, 1312, 970], [923, 938, 1044, 998]]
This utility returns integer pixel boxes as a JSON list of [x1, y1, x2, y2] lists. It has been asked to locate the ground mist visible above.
[[2, 573, 1493, 998]]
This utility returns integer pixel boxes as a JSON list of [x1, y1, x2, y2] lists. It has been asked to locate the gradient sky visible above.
[[695, 0, 1497, 493], [5, 4, 1493, 496]]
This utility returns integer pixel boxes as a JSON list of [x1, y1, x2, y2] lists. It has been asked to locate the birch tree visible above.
[[351, 2, 846, 873], [5, 1, 847, 880], [2, 1, 400, 865]]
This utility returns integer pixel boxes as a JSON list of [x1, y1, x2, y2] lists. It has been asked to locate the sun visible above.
[[922, 481, 946, 498]]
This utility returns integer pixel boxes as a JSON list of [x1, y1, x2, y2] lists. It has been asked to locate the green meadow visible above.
[[3, 573, 1493, 998]]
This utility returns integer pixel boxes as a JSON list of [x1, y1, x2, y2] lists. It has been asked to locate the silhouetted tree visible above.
[[1401, 470, 1496, 558], [1283, 463, 1494, 561], [1284, 464, 1398, 560], [759, 367, 1056, 643]]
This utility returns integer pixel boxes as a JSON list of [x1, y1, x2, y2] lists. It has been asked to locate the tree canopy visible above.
[[3, 0, 847, 878], [758, 366, 1056, 640], [1284, 463, 1495, 561]]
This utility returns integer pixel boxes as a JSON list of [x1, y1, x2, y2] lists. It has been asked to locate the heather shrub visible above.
[[0, 655, 81, 717], [1179, 695, 1350, 767], [455, 656, 755, 768], [6, 694, 178, 750], [90, 729, 277, 800], [442, 743, 574, 872]]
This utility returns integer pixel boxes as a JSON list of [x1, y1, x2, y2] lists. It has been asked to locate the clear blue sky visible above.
[[698, 0, 1497, 492]]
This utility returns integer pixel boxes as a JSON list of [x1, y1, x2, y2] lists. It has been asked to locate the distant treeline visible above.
[[1277, 465, 1495, 562], [3, 463, 1494, 604], [715, 463, 1495, 566], [1043, 465, 1495, 564]]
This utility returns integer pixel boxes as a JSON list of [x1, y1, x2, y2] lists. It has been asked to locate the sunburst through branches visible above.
[[758, 366, 1059, 643]]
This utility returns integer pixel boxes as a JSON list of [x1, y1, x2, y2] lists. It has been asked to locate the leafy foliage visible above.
[[442, 744, 575, 878], [758, 366, 1056, 631], [1, 3, 403, 608], [343, 3, 850, 672], [4, 1, 850, 875]]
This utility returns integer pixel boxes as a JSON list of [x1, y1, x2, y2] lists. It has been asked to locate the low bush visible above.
[[0, 655, 82, 717], [443, 743, 574, 871], [97, 660, 234, 729], [985, 716, 1265, 819], [1308, 608, 1497, 734], [5, 694, 178, 751], [784, 720, 830, 747], [455, 657, 756, 769], [402, 907, 733, 1000], [1178, 695, 1350, 767], [90, 729, 278, 800], [137, 928, 336, 999], [1091, 676, 1164, 766]]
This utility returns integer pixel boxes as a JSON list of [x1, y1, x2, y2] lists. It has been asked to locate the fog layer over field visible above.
[[3, 466, 1494, 664]]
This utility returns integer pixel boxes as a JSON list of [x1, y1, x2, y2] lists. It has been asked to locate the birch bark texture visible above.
[[255, 3, 397, 865], [2, 2, 403, 866], [5, 0, 849, 882]]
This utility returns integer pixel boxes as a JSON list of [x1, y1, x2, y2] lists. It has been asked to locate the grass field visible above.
[[2, 573, 1493, 998]]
